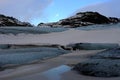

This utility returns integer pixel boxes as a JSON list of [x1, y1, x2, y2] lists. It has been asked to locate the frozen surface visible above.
[[0, 47, 69, 66], [0, 23, 120, 74], [76, 23, 120, 31], [0, 27, 120, 45], [0, 27, 68, 34]]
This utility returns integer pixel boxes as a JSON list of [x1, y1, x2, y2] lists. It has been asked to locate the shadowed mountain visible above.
[[0, 14, 33, 27], [38, 11, 120, 28]]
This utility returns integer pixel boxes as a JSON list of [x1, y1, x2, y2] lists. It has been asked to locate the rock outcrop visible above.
[[0, 14, 33, 27], [38, 12, 120, 28], [73, 48, 120, 77], [66, 43, 119, 50]]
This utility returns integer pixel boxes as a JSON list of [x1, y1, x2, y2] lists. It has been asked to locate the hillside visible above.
[[38, 12, 120, 28], [0, 14, 33, 27]]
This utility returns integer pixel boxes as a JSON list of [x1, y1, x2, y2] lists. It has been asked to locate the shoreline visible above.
[[0, 50, 104, 80]]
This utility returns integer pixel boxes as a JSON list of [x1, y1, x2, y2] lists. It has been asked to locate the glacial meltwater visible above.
[[42, 65, 71, 80]]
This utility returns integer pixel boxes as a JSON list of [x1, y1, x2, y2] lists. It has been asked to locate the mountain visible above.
[[38, 11, 120, 28], [0, 14, 33, 27]]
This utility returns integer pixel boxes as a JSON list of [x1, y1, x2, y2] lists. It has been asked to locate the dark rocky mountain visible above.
[[38, 11, 120, 28], [0, 14, 33, 27]]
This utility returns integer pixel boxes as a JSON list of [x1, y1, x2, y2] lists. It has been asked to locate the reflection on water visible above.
[[2, 65, 71, 80], [42, 65, 71, 80]]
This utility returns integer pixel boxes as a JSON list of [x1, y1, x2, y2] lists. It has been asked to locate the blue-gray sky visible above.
[[0, 0, 119, 25]]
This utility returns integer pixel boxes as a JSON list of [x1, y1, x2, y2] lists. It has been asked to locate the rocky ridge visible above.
[[0, 14, 33, 27], [38, 12, 120, 28]]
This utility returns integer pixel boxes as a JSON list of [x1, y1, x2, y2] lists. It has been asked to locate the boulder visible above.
[[109, 17, 120, 23], [73, 48, 120, 77]]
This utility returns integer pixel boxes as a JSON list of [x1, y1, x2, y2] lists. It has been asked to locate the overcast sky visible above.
[[0, 0, 119, 25]]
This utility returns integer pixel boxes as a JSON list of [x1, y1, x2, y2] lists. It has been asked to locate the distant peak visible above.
[[0, 14, 33, 27], [38, 11, 120, 28]]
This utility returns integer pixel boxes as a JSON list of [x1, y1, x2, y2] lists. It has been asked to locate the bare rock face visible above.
[[38, 11, 120, 28], [109, 17, 120, 23], [73, 48, 120, 77], [0, 14, 33, 27], [60, 12, 109, 26]]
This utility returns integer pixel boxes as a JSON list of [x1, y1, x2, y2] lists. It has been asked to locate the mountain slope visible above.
[[38, 11, 120, 28], [0, 14, 33, 27]]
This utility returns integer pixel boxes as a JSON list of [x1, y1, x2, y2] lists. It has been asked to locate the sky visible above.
[[0, 0, 119, 25]]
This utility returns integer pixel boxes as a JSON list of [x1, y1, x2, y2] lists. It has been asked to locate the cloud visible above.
[[0, 0, 53, 25], [55, 14, 59, 17], [77, 0, 120, 18]]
